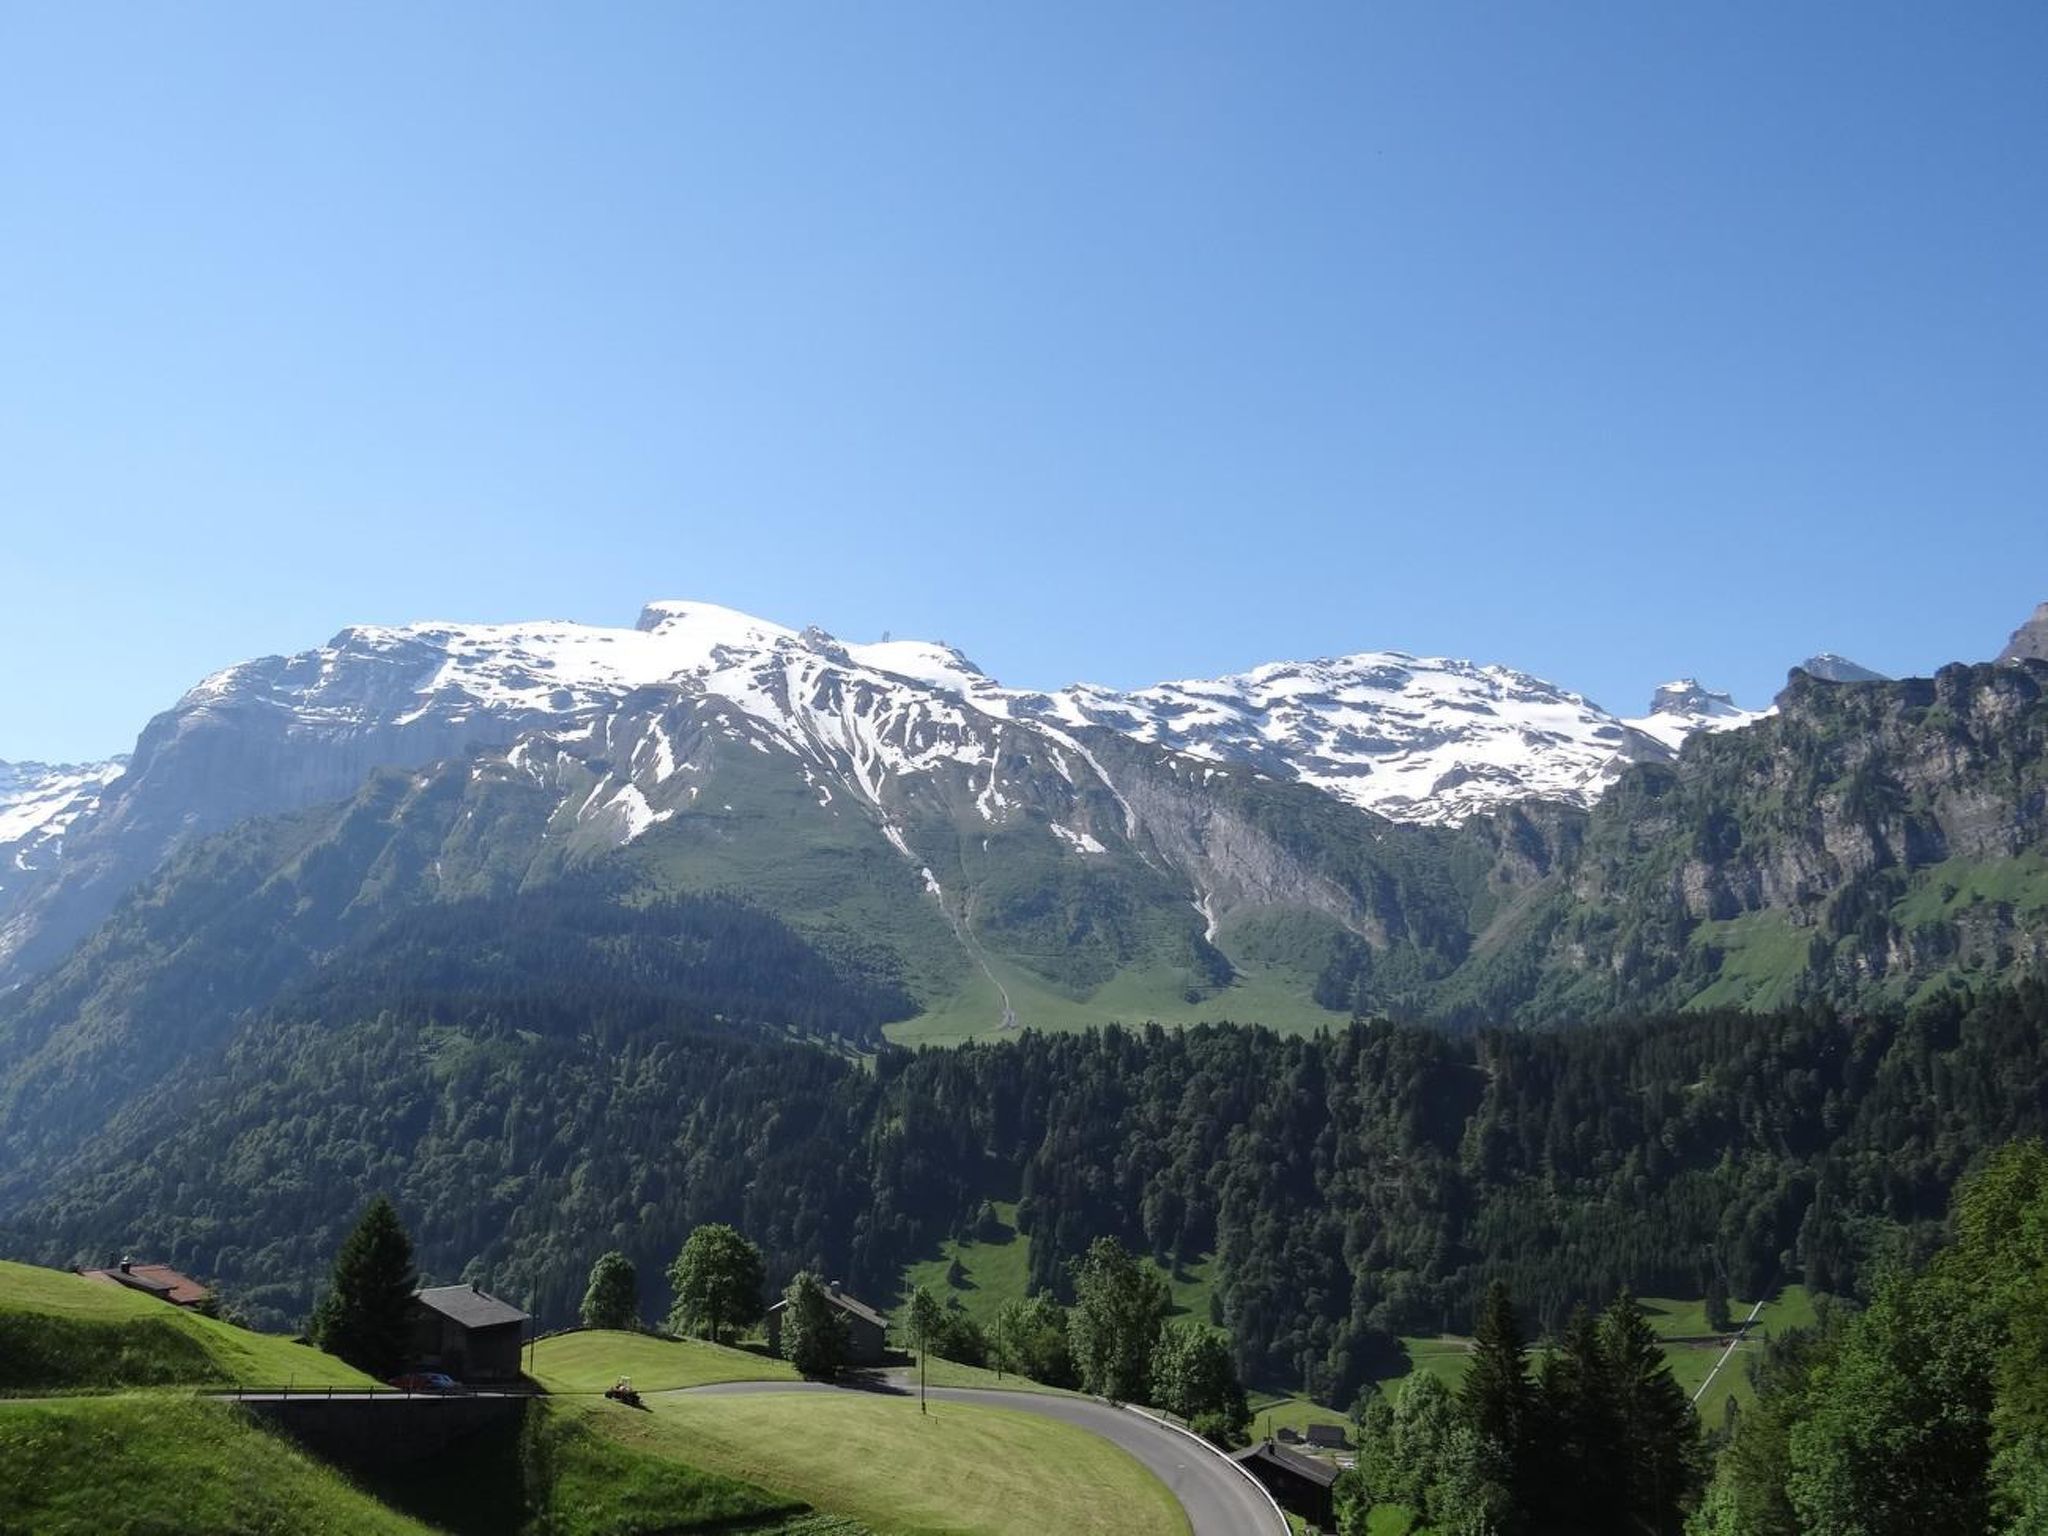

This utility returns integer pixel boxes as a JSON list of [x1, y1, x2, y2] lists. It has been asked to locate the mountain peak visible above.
[[1795, 653, 1888, 684], [1628, 679, 1768, 754], [1646, 679, 1740, 718], [634, 599, 796, 647], [1998, 601, 2048, 664]]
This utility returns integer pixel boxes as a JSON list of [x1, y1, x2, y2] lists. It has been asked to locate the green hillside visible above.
[[627, 1391, 1188, 1536], [0, 1258, 376, 1392], [368, 1396, 854, 1536], [0, 1396, 434, 1535], [529, 1328, 798, 1393]]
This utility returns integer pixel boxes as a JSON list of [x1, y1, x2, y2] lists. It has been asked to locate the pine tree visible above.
[[1532, 1304, 1615, 1533], [1706, 1271, 1733, 1334], [1460, 1278, 1532, 1531], [311, 1195, 417, 1379], [1600, 1290, 1703, 1535]]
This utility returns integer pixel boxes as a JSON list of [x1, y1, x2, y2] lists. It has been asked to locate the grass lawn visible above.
[[1247, 1391, 1356, 1444], [887, 956, 1352, 1047], [0, 1394, 434, 1534], [908, 1353, 1081, 1396], [1641, 1287, 1817, 1423], [528, 1328, 799, 1394], [631, 1389, 1191, 1536], [0, 1258, 377, 1393]]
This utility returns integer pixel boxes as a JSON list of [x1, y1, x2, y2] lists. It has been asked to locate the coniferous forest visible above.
[[11, 942, 2048, 1421]]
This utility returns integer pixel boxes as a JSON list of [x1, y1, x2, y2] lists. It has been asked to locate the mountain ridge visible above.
[[1, 598, 1769, 989]]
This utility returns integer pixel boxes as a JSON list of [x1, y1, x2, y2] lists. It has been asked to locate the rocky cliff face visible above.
[[1999, 602, 2048, 664], [1519, 658, 2048, 1016]]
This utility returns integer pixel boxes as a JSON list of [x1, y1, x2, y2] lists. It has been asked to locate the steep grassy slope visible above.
[[0, 1258, 376, 1392], [368, 1396, 857, 1536], [0, 1395, 433, 1535]]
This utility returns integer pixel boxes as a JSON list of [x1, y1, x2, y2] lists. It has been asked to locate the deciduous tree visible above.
[[1068, 1237, 1169, 1403], [667, 1224, 764, 1345], [781, 1271, 849, 1379], [579, 1251, 638, 1331]]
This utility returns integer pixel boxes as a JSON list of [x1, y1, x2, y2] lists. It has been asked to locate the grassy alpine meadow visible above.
[[0, 1258, 378, 1393], [366, 1396, 860, 1536], [0, 1395, 435, 1535], [620, 1391, 1190, 1536], [903, 1203, 1219, 1335], [528, 1327, 801, 1394]]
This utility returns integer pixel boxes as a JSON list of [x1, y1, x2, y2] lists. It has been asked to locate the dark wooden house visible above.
[[1232, 1439, 1340, 1530], [408, 1284, 529, 1382], [765, 1281, 888, 1366]]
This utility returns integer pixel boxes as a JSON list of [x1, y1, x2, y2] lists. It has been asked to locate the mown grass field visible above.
[[630, 1391, 1190, 1536], [888, 956, 1352, 1047], [529, 1328, 799, 1394], [0, 1258, 377, 1393], [0, 1395, 435, 1535]]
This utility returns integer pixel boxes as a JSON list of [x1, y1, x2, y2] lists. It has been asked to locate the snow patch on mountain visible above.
[[156, 600, 1785, 838], [1625, 680, 1772, 754], [1016, 654, 1647, 827], [0, 759, 127, 892]]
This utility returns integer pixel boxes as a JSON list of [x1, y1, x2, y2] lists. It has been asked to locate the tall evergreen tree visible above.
[[1460, 1277, 1532, 1527], [311, 1195, 417, 1379], [1600, 1290, 1703, 1535], [1532, 1304, 1614, 1534], [1706, 1271, 1733, 1334]]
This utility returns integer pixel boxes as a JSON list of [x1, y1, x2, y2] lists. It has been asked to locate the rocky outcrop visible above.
[[1998, 601, 2048, 663]]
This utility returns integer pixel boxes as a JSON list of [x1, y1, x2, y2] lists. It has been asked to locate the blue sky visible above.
[[3, 2, 2045, 761]]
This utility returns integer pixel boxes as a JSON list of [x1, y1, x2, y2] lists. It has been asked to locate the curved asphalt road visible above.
[[675, 1377, 1285, 1536]]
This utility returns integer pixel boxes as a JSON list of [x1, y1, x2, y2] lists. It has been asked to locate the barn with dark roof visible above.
[[408, 1283, 529, 1382], [1232, 1438, 1340, 1529]]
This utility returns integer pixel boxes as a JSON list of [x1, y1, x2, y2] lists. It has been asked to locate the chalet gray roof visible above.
[[766, 1286, 888, 1329], [413, 1283, 529, 1330], [1234, 1439, 1341, 1487]]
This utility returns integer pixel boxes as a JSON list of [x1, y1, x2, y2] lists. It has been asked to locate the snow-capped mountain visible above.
[[0, 759, 127, 897], [0, 599, 1764, 985], [1023, 656, 1650, 826], [1624, 679, 1772, 755]]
